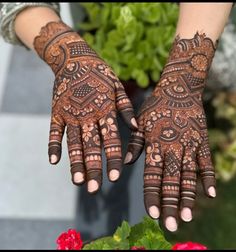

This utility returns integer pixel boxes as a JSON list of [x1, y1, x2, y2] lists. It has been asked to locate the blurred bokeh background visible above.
[[0, 3, 236, 249]]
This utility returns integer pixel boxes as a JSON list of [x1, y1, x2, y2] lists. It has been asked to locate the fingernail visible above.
[[109, 169, 120, 181], [88, 179, 99, 193], [73, 172, 84, 184], [149, 206, 160, 219], [124, 152, 133, 164], [50, 154, 58, 164], [181, 207, 192, 222], [208, 186, 216, 197], [165, 217, 178, 232], [131, 118, 138, 128]]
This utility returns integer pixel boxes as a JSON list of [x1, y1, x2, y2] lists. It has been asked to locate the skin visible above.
[[14, 6, 60, 50], [14, 3, 233, 231], [175, 3, 233, 42]]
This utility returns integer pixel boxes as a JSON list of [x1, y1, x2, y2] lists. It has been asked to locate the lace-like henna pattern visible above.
[[34, 21, 137, 192], [126, 32, 216, 223]]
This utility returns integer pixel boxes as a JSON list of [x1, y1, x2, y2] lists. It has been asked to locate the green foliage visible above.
[[82, 216, 171, 250], [78, 3, 178, 87], [130, 216, 172, 250], [208, 91, 236, 181]]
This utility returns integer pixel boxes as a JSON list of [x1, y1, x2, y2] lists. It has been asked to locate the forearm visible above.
[[176, 3, 233, 43], [14, 6, 60, 50]]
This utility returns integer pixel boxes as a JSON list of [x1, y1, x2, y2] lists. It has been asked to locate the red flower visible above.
[[172, 242, 207, 250], [131, 246, 146, 250], [56, 229, 83, 250]]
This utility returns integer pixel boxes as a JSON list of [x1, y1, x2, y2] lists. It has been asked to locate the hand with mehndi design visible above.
[[124, 33, 217, 231], [33, 21, 138, 193]]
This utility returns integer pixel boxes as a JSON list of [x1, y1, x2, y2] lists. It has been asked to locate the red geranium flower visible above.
[[172, 242, 207, 250], [56, 229, 83, 250], [131, 246, 146, 250]]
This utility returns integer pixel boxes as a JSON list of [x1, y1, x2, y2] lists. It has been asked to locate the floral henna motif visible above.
[[34, 21, 137, 192], [126, 32, 216, 226]]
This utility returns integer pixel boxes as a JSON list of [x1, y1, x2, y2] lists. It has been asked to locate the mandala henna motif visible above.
[[34, 21, 137, 192], [126, 32, 216, 225]]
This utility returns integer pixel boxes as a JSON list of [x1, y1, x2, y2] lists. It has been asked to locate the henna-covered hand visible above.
[[34, 21, 137, 193], [125, 33, 216, 231]]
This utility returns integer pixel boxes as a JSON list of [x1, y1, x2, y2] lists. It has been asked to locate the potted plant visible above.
[[56, 216, 208, 250]]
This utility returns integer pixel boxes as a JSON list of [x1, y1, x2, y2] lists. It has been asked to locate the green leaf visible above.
[[95, 29, 106, 51], [82, 237, 113, 250], [120, 5, 134, 24], [107, 30, 124, 47], [82, 32, 94, 46], [79, 3, 101, 27], [151, 70, 161, 83], [111, 5, 122, 24], [160, 3, 179, 25], [129, 216, 171, 249], [135, 21, 144, 41], [140, 3, 162, 24], [131, 69, 149, 88], [152, 57, 163, 71], [100, 47, 119, 62], [113, 221, 131, 242], [137, 40, 152, 56], [134, 230, 172, 250], [79, 22, 100, 31], [100, 4, 111, 28], [119, 66, 132, 81]]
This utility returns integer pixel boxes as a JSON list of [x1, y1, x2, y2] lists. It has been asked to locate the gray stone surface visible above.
[[1, 46, 54, 114], [0, 114, 77, 220], [0, 37, 12, 107], [0, 218, 76, 249]]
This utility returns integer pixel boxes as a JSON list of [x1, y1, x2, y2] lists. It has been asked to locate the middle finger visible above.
[[81, 122, 102, 194], [162, 146, 183, 232]]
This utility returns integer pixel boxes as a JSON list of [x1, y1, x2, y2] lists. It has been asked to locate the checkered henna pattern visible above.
[[33, 21, 137, 193], [125, 32, 216, 226]]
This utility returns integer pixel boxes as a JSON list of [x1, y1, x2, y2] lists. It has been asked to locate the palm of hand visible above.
[[52, 47, 118, 125], [49, 41, 136, 191]]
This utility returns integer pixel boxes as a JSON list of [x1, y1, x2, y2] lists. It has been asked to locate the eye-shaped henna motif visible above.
[[34, 21, 137, 192], [126, 32, 216, 230]]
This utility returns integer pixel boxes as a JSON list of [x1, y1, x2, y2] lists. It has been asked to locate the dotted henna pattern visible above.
[[34, 21, 136, 192], [126, 32, 216, 223]]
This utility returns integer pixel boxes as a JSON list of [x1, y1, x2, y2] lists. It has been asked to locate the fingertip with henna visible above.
[[109, 169, 120, 181], [88, 180, 99, 193], [181, 207, 192, 222], [149, 206, 160, 219], [165, 217, 178, 232], [131, 118, 138, 129], [50, 154, 58, 164], [124, 152, 133, 164], [208, 186, 216, 198]]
